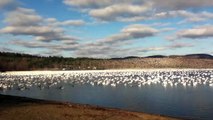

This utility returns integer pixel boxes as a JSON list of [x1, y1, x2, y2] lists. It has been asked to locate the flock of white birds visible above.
[[0, 69, 213, 91]]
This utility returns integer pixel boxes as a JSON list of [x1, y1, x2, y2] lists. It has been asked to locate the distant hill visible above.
[[145, 54, 213, 59], [111, 54, 213, 59], [184, 54, 213, 59], [0, 52, 213, 71], [111, 56, 140, 60], [146, 55, 166, 58], [123, 54, 213, 60]]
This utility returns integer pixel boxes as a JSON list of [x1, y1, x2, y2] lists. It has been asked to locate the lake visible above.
[[0, 69, 213, 120]]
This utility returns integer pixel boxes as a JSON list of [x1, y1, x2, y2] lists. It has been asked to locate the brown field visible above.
[[101, 58, 213, 69]]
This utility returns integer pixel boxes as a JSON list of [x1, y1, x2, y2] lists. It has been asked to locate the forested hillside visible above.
[[0, 52, 213, 71]]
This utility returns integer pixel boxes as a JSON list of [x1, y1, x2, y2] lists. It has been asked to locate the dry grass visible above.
[[103, 58, 213, 69]]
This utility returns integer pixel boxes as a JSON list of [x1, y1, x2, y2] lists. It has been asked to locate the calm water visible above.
[[1, 70, 213, 120], [1, 83, 213, 120]]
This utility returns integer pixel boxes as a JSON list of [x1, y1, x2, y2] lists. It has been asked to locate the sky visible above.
[[0, 0, 213, 58]]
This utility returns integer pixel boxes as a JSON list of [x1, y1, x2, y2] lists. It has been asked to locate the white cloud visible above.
[[1, 0, 211, 57], [1, 26, 61, 35], [0, 0, 17, 10], [4, 7, 43, 26], [166, 42, 194, 49], [176, 25, 213, 39], [122, 24, 158, 34], [155, 10, 192, 18], [116, 16, 147, 22], [46, 19, 86, 26], [134, 47, 166, 53], [89, 3, 152, 21], [63, 0, 113, 9], [58, 20, 85, 26], [0, 7, 80, 42], [155, 10, 213, 23], [74, 24, 159, 58], [64, 0, 213, 10], [130, 42, 193, 55], [10, 40, 51, 48], [64, 0, 213, 22], [45, 18, 58, 23], [103, 24, 158, 44], [10, 40, 79, 51], [153, 0, 213, 10]]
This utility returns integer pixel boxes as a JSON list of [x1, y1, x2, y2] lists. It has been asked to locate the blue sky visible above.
[[0, 0, 213, 58]]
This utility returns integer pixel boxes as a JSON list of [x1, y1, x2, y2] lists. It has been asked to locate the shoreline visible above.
[[2, 68, 213, 76], [0, 94, 183, 120]]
